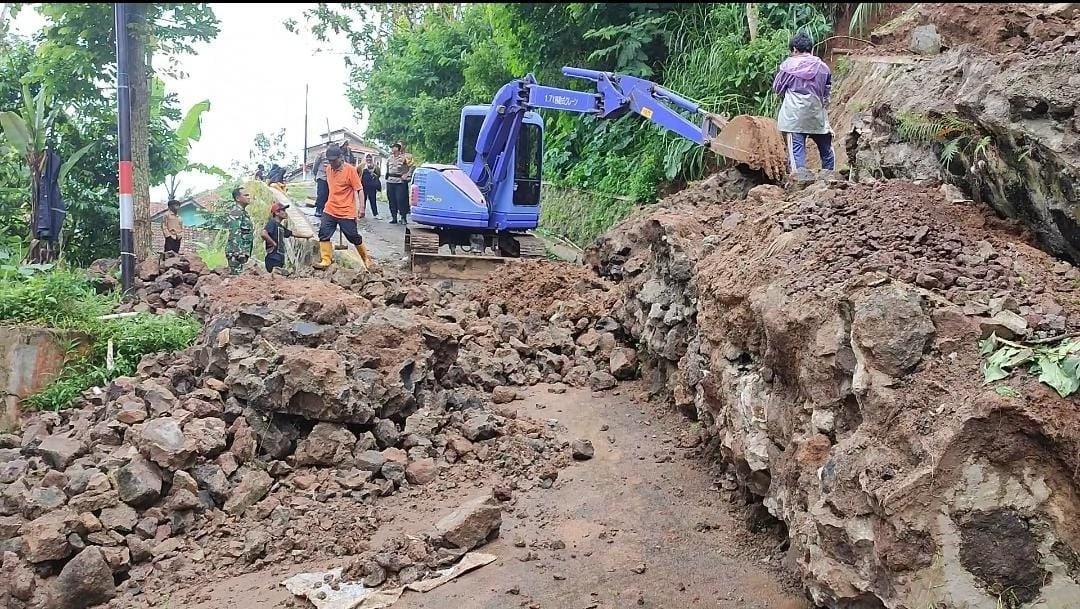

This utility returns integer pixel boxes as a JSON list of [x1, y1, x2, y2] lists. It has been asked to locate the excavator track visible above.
[[405, 227, 441, 255], [508, 234, 546, 258], [407, 229, 548, 280]]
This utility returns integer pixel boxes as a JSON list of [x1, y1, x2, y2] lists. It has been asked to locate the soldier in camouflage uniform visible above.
[[225, 186, 254, 274]]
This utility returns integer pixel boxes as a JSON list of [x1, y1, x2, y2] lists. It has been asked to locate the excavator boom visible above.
[[406, 66, 789, 280], [559, 67, 788, 181]]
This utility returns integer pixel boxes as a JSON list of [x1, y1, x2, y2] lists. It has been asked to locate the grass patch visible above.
[[1, 264, 200, 410], [540, 182, 638, 249]]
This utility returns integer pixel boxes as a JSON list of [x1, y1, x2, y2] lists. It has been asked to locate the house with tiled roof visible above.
[[301, 127, 389, 179], [149, 191, 219, 228]]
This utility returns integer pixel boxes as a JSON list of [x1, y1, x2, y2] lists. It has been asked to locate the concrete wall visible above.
[[0, 327, 82, 427]]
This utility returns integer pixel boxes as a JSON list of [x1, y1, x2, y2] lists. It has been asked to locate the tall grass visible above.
[[849, 3, 886, 35], [656, 3, 830, 182], [539, 182, 638, 248], [1, 265, 200, 410]]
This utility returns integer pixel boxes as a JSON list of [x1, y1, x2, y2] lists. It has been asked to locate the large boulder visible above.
[[52, 547, 116, 609], [433, 495, 502, 551], [850, 284, 935, 377]]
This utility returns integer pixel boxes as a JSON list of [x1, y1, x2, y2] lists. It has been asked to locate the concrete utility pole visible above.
[[303, 83, 309, 180], [115, 3, 135, 293]]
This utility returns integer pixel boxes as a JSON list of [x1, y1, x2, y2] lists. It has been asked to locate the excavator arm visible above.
[[468, 66, 787, 197]]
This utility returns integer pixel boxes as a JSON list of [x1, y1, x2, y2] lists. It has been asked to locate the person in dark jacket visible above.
[[312, 150, 329, 217], [261, 202, 310, 273], [267, 163, 285, 184], [360, 154, 382, 219]]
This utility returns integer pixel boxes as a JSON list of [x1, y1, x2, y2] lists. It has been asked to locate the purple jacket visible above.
[[772, 54, 832, 105]]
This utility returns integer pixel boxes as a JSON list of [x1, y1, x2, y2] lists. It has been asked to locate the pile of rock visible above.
[[586, 175, 1080, 609], [0, 259, 642, 607], [112, 254, 209, 315]]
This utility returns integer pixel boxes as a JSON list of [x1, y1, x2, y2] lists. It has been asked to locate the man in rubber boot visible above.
[[772, 32, 835, 182], [225, 186, 254, 274], [312, 145, 375, 271]]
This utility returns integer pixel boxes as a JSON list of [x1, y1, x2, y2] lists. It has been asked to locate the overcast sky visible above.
[[12, 4, 365, 201]]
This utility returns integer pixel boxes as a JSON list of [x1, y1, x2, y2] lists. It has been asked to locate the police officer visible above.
[[386, 141, 413, 225], [225, 186, 254, 274]]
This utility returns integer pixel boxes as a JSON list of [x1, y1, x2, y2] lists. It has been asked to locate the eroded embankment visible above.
[[586, 174, 1080, 608], [833, 40, 1080, 263]]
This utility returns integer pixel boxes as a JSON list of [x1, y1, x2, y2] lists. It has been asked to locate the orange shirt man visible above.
[[324, 159, 362, 220], [313, 144, 374, 270]]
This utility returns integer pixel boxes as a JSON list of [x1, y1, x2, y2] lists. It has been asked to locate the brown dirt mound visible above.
[[469, 259, 620, 319], [702, 181, 1078, 319], [196, 271, 372, 318], [860, 3, 1076, 55]]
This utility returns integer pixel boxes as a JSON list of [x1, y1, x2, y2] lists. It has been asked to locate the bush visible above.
[[1, 264, 200, 410]]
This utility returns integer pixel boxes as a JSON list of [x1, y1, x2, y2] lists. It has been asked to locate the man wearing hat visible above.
[[385, 141, 413, 225], [313, 144, 375, 270], [261, 201, 310, 273]]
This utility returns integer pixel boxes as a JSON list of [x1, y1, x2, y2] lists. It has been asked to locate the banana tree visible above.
[[160, 96, 232, 200], [0, 84, 94, 262]]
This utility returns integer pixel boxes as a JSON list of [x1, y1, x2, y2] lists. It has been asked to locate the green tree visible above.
[[233, 129, 298, 177], [27, 3, 220, 261]]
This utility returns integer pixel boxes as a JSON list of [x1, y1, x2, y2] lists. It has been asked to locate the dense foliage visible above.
[[0, 4, 220, 265], [294, 3, 835, 241]]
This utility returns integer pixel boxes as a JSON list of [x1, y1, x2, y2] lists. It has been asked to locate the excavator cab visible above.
[[455, 105, 544, 230]]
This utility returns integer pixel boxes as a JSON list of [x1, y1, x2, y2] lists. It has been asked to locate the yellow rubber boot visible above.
[[313, 241, 333, 269], [353, 244, 369, 271], [356, 243, 375, 270]]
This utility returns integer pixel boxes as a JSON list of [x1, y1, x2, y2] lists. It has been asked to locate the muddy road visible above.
[[174, 384, 808, 609]]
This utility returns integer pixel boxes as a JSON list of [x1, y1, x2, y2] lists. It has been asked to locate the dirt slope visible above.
[[585, 173, 1080, 609]]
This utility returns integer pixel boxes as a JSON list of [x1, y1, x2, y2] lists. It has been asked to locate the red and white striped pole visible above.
[[115, 3, 135, 293]]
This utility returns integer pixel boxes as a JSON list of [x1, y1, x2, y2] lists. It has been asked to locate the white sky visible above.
[[11, 4, 365, 201]]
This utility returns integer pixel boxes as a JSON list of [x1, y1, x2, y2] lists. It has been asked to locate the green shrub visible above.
[[1, 264, 200, 410], [0, 267, 115, 327], [23, 313, 200, 411]]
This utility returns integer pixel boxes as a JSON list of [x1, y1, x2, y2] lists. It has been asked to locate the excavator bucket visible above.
[[704, 114, 789, 182]]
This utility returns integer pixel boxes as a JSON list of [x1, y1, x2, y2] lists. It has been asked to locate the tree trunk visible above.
[[27, 159, 41, 263], [128, 3, 153, 261], [746, 3, 759, 41]]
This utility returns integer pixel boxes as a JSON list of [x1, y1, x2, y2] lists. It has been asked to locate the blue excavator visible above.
[[404, 66, 787, 274]]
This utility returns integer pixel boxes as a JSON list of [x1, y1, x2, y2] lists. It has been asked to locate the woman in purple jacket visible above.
[[772, 32, 835, 179]]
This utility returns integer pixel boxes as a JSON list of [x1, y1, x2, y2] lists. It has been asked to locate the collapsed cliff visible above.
[[586, 175, 1080, 608], [830, 4, 1079, 264]]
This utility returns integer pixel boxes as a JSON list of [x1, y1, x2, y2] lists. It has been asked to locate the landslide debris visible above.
[[586, 174, 1080, 608], [0, 252, 637, 608]]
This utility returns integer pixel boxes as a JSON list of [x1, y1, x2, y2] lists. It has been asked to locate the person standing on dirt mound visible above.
[[312, 145, 375, 271], [772, 32, 835, 181]]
